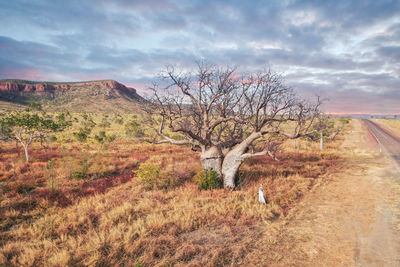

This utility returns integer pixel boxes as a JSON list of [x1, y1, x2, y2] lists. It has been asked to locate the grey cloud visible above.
[[0, 0, 399, 113], [377, 46, 400, 62]]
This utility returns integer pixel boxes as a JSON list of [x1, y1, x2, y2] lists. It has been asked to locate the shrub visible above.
[[115, 117, 124, 125], [135, 163, 160, 190], [49, 135, 57, 142], [194, 169, 221, 190], [94, 131, 106, 143], [134, 163, 178, 190], [125, 120, 145, 139], [99, 116, 111, 128], [234, 170, 245, 188], [73, 130, 88, 142], [71, 171, 85, 180], [70, 157, 89, 180], [94, 131, 117, 144], [105, 133, 116, 143]]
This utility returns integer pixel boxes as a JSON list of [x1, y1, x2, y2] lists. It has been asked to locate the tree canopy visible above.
[[144, 63, 323, 188], [0, 106, 71, 162]]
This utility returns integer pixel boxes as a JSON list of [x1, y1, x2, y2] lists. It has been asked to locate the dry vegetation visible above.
[[0, 112, 348, 266], [374, 118, 400, 136]]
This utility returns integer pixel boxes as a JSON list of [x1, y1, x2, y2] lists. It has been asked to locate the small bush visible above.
[[71, 171, 85, 180], [94, 131, 106, 143], [49, 135, 57, 142], [134, 163, 178, 190], [73, 130, 88, 142], [234, 170, 245, 188], [70, 157, 89, 180], [95, 131, 116, 144], [125, 119, 145, 139], [105, 133, 116, 143], [135, 163, 160, 190], [194, 169, 221, 190], [99, 117, 111, 128]]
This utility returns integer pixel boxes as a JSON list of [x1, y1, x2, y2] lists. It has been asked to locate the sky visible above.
[[0, 0, 399, 114]]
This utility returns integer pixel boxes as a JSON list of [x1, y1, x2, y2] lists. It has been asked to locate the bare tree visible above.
[[144, 63, 322, 188]]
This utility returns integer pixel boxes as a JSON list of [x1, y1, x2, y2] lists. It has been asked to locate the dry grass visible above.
[[375, 119, 400, 136], [0, 115, 348, 266]]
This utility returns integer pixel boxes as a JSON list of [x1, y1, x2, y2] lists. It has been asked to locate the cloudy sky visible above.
[[0, 0, 399, 114]]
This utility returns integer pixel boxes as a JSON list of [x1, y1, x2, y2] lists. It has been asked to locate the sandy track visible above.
[[257, 120, 400, 266]]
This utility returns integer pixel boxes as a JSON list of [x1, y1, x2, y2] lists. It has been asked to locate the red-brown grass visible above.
[[0, 127, 345, 266]]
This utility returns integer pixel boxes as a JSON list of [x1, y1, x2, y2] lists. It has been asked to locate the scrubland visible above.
[[0, 112, 347, 266]]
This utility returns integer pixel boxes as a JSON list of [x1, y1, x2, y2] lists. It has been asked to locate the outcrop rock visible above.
[[0, 80, 138, 96], [0, 79, 145, 111]]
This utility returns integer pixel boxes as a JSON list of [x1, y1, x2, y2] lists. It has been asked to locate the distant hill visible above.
[[0, 79, 145, 112]]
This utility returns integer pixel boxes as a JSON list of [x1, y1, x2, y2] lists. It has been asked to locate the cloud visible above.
[[0, 0, 399, 113], [377, 46, 400, 62]]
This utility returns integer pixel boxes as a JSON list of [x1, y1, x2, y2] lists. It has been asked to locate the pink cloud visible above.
[[0, 66, 47, 81], [323, 89, 400, 115]]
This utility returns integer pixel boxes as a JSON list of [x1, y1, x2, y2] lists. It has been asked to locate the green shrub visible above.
[[134, 163, 177, 190], [94, 131, 106, 143], [73, 130, 88, 142], [125, 119, 145, 139], [234, 170, 245, 188], [194, 169, 221, 190], [71, 171, 85, 180], [94, 131, 116, 144], [99, 115, 111, 128], [70, 157, 89, 180]]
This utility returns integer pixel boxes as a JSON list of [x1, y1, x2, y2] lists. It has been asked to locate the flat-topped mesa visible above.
[[0, 80, 137, 94]]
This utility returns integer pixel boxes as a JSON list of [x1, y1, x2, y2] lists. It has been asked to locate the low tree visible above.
[[307, 115, 350, 145], [0, 107, 71, 162], [144, 63, 322, 188]]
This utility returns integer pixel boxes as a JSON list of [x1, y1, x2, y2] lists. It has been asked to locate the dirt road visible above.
[[259, 120, 400, 266]]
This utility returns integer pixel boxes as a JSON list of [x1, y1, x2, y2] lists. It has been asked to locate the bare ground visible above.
[[249, 120, 400, 266]]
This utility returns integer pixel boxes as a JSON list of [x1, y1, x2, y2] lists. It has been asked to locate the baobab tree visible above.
[[144, 63, 322, 188]]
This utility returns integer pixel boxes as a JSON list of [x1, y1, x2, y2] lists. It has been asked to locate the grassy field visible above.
[[0, 112, 348, 266], [374, 119, 400, 136]]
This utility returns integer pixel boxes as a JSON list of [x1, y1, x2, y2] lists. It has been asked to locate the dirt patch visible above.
[[245, 119, 400, 266]]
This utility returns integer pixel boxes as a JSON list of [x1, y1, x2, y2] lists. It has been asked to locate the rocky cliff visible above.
[[0, 80, 138, 95], [0, 79, 144, 112]]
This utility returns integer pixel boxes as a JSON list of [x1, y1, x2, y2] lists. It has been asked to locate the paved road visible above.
[[364, 119, 400, 164]]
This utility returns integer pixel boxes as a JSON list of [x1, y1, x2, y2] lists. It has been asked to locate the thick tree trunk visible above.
[[200, 143, 255, 189], [219, 133, 263, 188], [200, 146, 223, 175], [221, 149, 244, 189], [200, 146, 245, 189]]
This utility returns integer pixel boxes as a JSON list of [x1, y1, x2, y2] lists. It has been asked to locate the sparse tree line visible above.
[[0, 102, 71, 162], [0, 104, 146, 162], [0, 63, 348, 190]]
